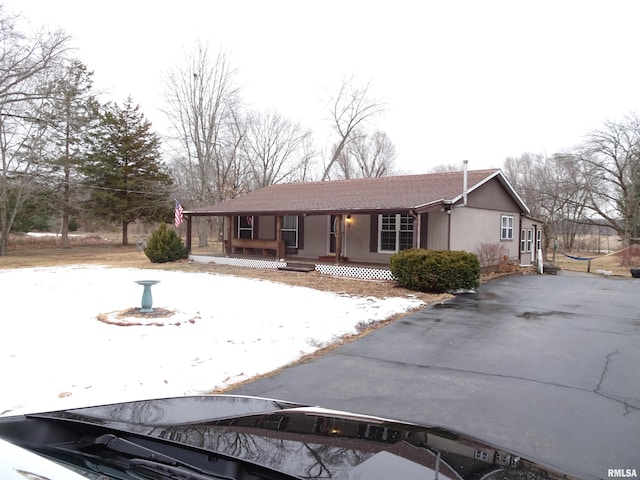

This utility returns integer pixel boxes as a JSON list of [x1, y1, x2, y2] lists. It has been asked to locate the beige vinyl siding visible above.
[[256, 216, 275, 240], [294, 215, 324, 257], [426, 210, 449, 250], [342, 214, 371, 260], [450, 208, 520, 259], [464, 177, 521, 211]]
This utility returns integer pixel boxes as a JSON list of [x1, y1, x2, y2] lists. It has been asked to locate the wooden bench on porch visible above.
[[225, 238, 285, 258]]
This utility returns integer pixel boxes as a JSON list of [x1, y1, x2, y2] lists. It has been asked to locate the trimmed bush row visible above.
[[390, 249, 480, 293]]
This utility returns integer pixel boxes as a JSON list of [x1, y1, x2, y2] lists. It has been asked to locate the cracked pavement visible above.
[[231, 270, 640, 479]]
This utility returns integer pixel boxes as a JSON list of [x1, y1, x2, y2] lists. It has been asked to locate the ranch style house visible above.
[[181, 167, 542, 277]]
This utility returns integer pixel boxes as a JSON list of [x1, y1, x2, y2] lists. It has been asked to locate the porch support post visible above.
[[276, 215, 283, 258], [335, 214, 343, 263], [225, 215, 232, 255], [185, 215, 192, 253], [446, 209, 452, 250]]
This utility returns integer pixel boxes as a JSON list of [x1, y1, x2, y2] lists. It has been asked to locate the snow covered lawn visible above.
[[1, 266, 424, 415]]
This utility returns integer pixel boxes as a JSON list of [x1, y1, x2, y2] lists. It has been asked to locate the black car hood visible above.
[[0, 395, 577, 480]]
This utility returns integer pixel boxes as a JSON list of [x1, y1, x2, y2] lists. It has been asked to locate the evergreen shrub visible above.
[[144, 223, 188, 263], [12, 211, 51, 233], [390, 249, 480, 293]]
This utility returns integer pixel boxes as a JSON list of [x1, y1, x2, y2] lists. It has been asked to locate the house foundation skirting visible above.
[[315, 264, 394, 281], [190, 254, 285, 270], [189, 254, 394, 281]]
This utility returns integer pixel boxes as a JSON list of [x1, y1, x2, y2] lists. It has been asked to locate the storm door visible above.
[[521, 227, 534, 264], [329, 215, 345, 254]]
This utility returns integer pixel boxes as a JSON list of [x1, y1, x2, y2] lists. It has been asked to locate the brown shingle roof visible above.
[[186, 169, 515, 216]]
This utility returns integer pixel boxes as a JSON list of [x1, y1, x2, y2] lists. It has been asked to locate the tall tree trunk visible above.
[[0, 227, 8, 256], [61, 162, 70, 248], [198, 217, 208, 248], [61, 116, 71, 248], [122, 220, 129, 245]]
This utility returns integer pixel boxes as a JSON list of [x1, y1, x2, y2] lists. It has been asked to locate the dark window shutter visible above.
[[298, 215, 304, 249], [253, 216, 260, 238], [420, 213, 428, 249], [370, 214, 378, 252]]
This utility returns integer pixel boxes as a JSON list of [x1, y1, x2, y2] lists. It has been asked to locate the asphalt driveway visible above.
[[231, 271, 640, 479]]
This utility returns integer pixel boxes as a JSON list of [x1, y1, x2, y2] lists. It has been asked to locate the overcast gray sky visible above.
[[4, 0, 640, 174]]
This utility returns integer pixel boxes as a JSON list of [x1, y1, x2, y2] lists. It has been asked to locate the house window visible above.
[[238, 216, 253, 239], [536, 229, 542, 251], [281, 215, 298, 248], [379, 214, 413, 253], [521, 228, 533, 252], [501, 215, 514, 241]]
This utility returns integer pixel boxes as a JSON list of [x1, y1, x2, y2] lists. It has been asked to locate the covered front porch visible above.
[[180, 203, 446, 281], [188, 250, 395, 281], [183, 211, 399, 264]]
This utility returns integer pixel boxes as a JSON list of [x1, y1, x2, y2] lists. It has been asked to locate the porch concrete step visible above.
[[278, 262, 316, 273]]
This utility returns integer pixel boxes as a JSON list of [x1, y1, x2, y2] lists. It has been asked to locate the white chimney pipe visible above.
[[462, 160, 468, 206]]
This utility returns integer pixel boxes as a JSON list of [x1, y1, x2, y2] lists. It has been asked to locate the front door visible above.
[[521, 227, 535, 264], [329, 215, 345, 255], [329, 215, 337, 254]]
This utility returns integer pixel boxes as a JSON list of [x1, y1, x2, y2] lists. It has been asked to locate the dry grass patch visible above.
[[553, 246, 640, 276], [0, 241, 449, 303]]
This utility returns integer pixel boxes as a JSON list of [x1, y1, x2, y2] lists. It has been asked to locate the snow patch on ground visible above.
[[1, 265, 424, 415]]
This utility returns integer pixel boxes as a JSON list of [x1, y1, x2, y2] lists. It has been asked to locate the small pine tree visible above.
[[144, 223, 188, 263]]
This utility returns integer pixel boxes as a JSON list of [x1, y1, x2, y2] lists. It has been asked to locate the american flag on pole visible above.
[[174, 200, 184, 228]]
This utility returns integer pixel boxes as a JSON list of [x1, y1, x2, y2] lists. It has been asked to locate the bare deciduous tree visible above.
[[243, 110, 316, 188], [162, 43, 243, 246], [577, 113, 640, 254], [0, 8, 71, 255], [428, 163, 462, 173], [321, 77, 386, 180], [503, 152, 590, 253], [0, 98, 50, 255], [337, 129, 396, 178]]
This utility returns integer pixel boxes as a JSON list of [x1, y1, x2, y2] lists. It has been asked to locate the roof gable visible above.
[[186, 169, 529, 216]]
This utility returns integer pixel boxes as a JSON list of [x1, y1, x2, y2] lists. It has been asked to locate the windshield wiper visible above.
[[82, 434, 195, 468], [129, 459, 231, 480], [40, 433, 235, 480], [82, 434, 238, 480]]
